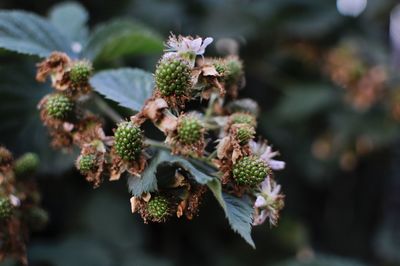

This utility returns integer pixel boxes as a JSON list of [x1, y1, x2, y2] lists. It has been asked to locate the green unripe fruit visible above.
[[213, 62, 227, 75], [69, 61, 92, 85], [14, 153, 40, 177], [232, 156, 268, 187], [147, 195, 170, 221], [235, 125, 255, 144], [0, 197, 13, 220], [114, 122, 143, 161], [155, 59, 191, 96], [231, 113, 256, 127], [46, 94, 74, 119], [177, 117, 203, 144], [77, 155, 96, 173], [225, 57, 243, 80]]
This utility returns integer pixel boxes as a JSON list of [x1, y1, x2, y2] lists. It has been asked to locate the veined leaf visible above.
[[89, 68, 154, 111], [48, 2, 89, 47], [222, 193, 255, 248], [128, 150, 217, 196], [82, 19, 163, 61], [0, 61, 75, 173], [0, 10, 73, 57], [205, 172, 255, 247]]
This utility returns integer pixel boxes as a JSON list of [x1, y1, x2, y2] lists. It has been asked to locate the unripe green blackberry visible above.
[[231, 113, 256, 127], [114, 122, 143, 161], [77, 155, 96, 173], [235, 125, 255, 144], [45, 94, 74, 119], [177, 116, 203, 144], [0, 197, 13, 220], [232, 156, 268, 187], [147, 195, 170, 221], [14, 152, 39, 177], [225, 57, 243, 80], [69, 61, 92, 85], [155, 59, 191, 96]]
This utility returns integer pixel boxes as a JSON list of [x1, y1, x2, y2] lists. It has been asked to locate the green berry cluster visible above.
[[231, 113, 256, 126], [177, 117, 203, 144], [78, 154, 96, 173], [147, 195, 170, 220], [114, 122, 143, 161], [155, 59, 191, 96], [14, 153, 40, 177], [232, 156, 268, 187], [69, 61, 92, 85], [0, 197, 13, 220], [235, 125, 255, 144], [46, 94, 74, 119]]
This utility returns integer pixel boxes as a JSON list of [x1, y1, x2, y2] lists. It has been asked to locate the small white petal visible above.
[[254, 196, 267, 208], [197, 37, 214, 55], [190, 38, 203, 51], [268, 159, 286, 171], [9, 194, 20, 207], [261, 176, 272, 192]]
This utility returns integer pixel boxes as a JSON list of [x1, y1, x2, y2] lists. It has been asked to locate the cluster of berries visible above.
[[34, 34, 285, 227], [0, 147, 47, 264]]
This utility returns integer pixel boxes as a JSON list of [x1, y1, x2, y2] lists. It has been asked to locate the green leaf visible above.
[[0, 10, 73, 57], [0, 61, 75, 173], [206, 178, 226, 210], [89, 68, 154, 111], [222, 193, 255, 248], [48, 2, 89, 45], [128, 150, 217, 196], [127, 151, 168, 196], [82, 19, 163, 61]]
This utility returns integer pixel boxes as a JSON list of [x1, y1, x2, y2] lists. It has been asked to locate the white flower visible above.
[[163, 34, 213, 64], [249, 140, 285, 171], [253, 176, 284, 226]]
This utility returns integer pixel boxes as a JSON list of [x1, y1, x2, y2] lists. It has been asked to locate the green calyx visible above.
[[77, 154, 96, 173], [69, 61, 92, 85], [14, 152, 40, 177], [231, 113, 256, 127], [232, 156, 268, 187], [0, 197, 13, 220], [114, 122, 143, 161], [177, 116, 203, 144], [147, 195, 170, 221], [45, 94, 74, 119], [155, 59, 191, 96]]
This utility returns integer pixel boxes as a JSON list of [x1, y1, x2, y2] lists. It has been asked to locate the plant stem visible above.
[[94, 96, 123, 123], [144, 139, 169, 150]]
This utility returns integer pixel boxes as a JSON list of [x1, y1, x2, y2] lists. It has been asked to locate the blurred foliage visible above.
[[1, 0, 400, 265]]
